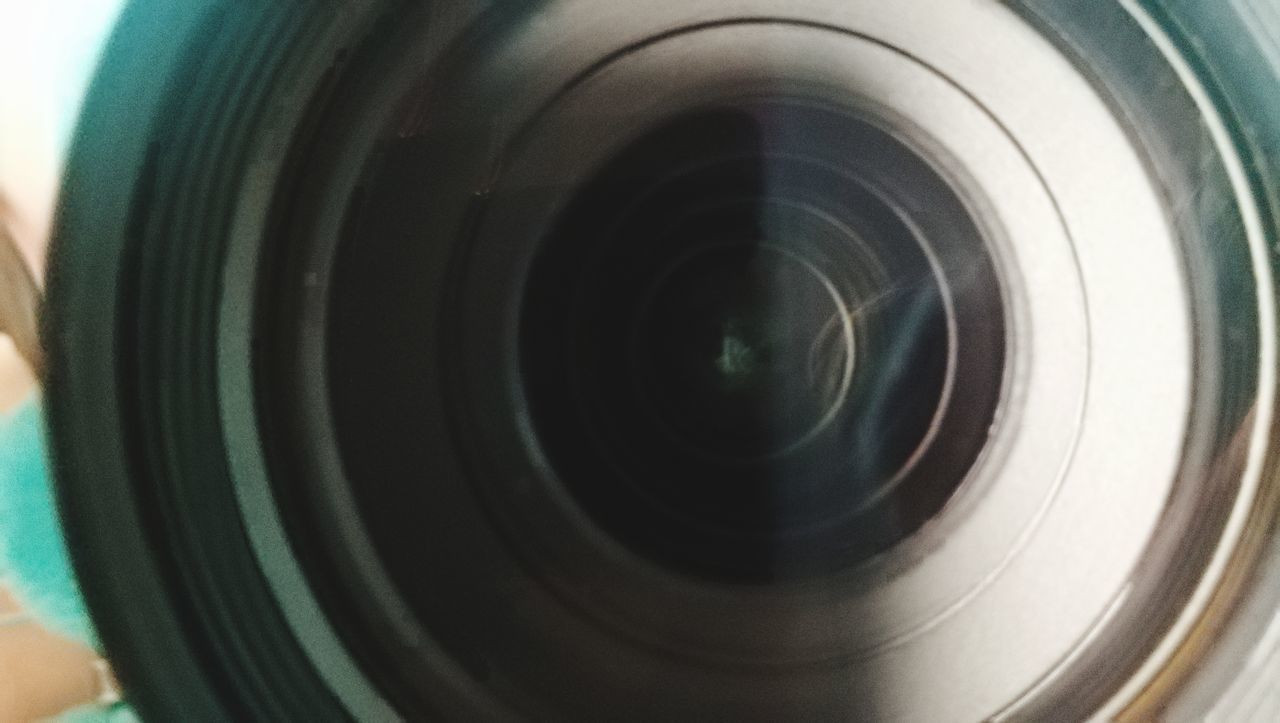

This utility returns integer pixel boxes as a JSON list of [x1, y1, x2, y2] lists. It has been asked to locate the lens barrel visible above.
[[42, 1, 1280, 720]]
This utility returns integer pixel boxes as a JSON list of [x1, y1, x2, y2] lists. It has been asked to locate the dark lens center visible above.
[[637, 243, 853, 460]]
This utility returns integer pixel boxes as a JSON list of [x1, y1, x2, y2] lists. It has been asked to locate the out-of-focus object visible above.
[[0, 209, 120, 721], [0, 196, 43, 378]]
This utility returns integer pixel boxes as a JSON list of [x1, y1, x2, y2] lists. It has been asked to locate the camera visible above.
[[35, 1, 1280, 719]]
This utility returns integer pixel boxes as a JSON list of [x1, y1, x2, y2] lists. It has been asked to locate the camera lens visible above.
[[520, 103, 1004, 581], [43, 1, 1280, 720]]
